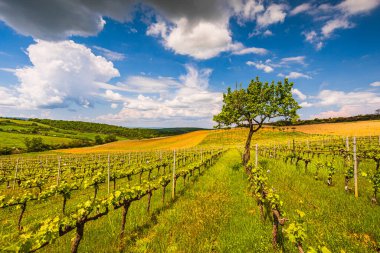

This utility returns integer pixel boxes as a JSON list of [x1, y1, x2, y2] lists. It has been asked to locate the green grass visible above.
[[260, 155, 380, 252], [128, 149, 272, 253], [1, 141, 380, 252], [0, 132, 74, 148], [0, 118, 128, 151]]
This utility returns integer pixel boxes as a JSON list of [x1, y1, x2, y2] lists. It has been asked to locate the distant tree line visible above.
[[29, 118, 204, 137], [272, 113, 380, 126], [29, 118, 160, 139]]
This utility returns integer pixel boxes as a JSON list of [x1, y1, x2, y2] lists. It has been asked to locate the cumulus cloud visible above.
[[97, 65, 223, 127], [292, 88, 307, 100], [256, 4, 287, 28], [0, 0, 136, 40], [300, 101, 313, 108], [0, 40, 119, 109], [147, 18, 233, 60], [246, 61, 274, 73], [0, 0, 277, 60], [369, 81, 380, 87], [282, 72, 311, 79], [232, 0, 265, 21], [146, 18, 268, 59], [93, 46, 126, 61], [290, 3, 311, 16], [230, 43, 268, 55], [337, 0, 380, 15], [299, 0, 380, 49], [281, 56, 306, 65], [296, 89, 380, 119], [263, 29, 273, 36], [303, 30, 324, 50], [321, 19, 353, 38]]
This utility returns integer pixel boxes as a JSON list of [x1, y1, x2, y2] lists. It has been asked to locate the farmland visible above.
[[0, 120, 379, 252]]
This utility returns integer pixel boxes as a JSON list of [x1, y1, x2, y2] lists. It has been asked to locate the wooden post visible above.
[[107, 154, 110, 194], [57, 156, 61, 186], [13, 158, 19, 190], [353, 137, 358, 198], [172, 150, 176, 199], [128, 152, 131, 165], [255, 144, 258, 168]]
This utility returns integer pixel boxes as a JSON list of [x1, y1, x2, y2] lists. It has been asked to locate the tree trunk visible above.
[[120, 202, 131, 239], [18, 203, 26, 231], [147, 191, 152, 213], [243, 124, 254, 166], [71, 223, 84, 253], [272, 209, 286, 248], [63, 196, 67, 214], [297, 242, 305, 253]]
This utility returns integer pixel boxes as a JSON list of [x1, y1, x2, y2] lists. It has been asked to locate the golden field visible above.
[[58, 120, 380, 154], [287, 120, 380, 136], [58, 130, 211, 154]]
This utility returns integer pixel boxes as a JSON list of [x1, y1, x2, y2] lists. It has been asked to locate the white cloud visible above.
[[0, 68, 16, 73], [1, 40, 119, 109], [147, 18, 268, 59], [300, 101, 313, 108], [146, 20, 167, 37], [284, 72, 311, 79], [281, 56, 306, 65], [290, 3, 311, 16], [246, 61, 274, 73], [233, 0, 265, 21], [321, 19, 352, 38], [111, 103, 118, 109], [0, 1, 278, 60], [93, 46, 125, 61], [116, 76, 180, 93], [292, 88, 307, 100], [263, 29, 273, 36], [317, 90, 380, 107], [97, 65, 222, 127], [104, 90, 124, 101], [302, 89, 380, 118], [256, 4, 287, 28], [301, 0, 380, 49], [147, 18, 232, 59], [337, 0, 380, 15], [231, 43, 268, 55], [303, 30, 324, 50], [0, 0, 134, 40], [0, 87, 18, 106], [370, 81, 380, 87]]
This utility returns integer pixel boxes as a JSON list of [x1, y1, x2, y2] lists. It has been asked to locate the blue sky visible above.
[[0, 0, 379, 128]]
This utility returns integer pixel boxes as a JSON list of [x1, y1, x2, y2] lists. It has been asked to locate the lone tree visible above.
[[213, 77, 300, 166]]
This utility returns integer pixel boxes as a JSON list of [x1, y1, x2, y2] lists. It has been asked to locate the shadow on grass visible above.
[[119, 171, 205, 252]]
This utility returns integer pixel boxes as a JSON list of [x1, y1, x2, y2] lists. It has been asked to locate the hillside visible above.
[[0, 118, 203, 155]]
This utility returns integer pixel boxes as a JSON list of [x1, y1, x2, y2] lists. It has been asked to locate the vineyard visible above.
[[0, 148, 224, 252], [0, 125, 380, 252]]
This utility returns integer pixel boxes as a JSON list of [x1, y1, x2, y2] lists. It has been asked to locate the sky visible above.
[[0, 0, 379, 128]]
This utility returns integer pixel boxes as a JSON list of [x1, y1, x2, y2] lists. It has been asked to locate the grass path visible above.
[[127, 149, 272, 253]]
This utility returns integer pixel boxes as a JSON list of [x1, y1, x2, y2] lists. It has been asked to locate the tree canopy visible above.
[[213, 77, 300, 165]]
